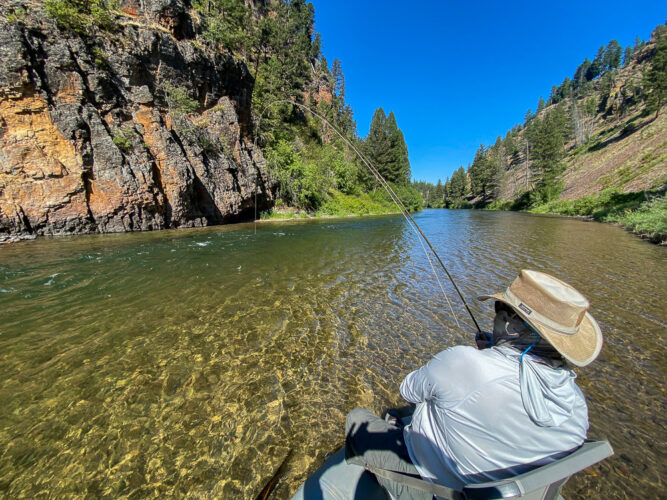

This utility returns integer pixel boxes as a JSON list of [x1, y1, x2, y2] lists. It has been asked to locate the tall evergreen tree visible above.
[[524, 109, 533, 125], [603, 40, 623, 70], [489, 136, 507, 198], [388, 112, 411, 183], [251, 0, 321, 139], [319, 55, 331, 78], [634, 35, 646, 52], [530, 108, 569, 193], [365, 108, 411, 184], [598, 71, 615, 112], [573, 58, 591, 89], [468, 145, 492, 198], [644, 25, 667, 118], [198, 0, 251, 52], [443, 177, 450, 204], [366, 107, 392, 180], [331, 58, 345, 98], [449, 166, 468, 198], [622, 46, 634, 67], [435, 179, 444, 205], [587, 46, 605, 80]]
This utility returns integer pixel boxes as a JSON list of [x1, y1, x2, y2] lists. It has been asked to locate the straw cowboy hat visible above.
[[478, 270, 603, 367]]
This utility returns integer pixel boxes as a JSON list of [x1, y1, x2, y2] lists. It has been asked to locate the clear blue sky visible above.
[[310, 0, 666, 183]]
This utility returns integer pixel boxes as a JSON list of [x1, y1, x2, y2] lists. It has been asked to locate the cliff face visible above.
[[0, 0, 276, 243]]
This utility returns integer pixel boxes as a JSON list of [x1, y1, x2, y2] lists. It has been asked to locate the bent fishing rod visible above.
[[253, 100, 481, 334]]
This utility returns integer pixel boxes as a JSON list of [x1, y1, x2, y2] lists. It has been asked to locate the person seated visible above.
[[346, 270, 603, 499]]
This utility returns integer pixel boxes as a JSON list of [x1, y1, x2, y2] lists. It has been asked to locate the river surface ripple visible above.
[[0, 209, 664, 498]]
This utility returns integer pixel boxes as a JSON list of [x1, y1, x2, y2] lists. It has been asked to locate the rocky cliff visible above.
[[0, 0, 276, 243]]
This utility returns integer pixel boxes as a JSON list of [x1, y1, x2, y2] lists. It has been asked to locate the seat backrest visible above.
[[462, 439, 613, 500]]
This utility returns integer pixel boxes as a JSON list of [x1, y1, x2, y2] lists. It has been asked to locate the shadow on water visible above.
[[0, 210, 664, 498]]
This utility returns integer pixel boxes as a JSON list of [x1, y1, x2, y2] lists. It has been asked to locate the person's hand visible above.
[[476, 332, 493, 349]]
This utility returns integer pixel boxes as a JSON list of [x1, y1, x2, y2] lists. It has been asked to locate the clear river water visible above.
[[0, 209, 664, 499]]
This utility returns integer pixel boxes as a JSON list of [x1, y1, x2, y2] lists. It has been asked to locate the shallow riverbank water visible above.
[[0, 210, 664, 498]]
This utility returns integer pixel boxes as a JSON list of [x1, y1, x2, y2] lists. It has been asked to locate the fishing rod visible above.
[[253, 100, 482, 334]]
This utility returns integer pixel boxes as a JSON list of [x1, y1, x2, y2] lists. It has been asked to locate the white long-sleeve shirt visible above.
[[400, 345, 588, 490]]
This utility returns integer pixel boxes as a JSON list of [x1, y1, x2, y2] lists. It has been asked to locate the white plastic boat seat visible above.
[[291, 439, 613, 500], [460, 439, 614, 500]]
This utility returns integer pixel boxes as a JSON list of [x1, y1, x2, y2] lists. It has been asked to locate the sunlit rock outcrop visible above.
[[0, 0, 276, 243]]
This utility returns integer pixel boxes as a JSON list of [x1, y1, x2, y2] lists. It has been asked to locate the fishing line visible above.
[[252, 100, 481, 334]]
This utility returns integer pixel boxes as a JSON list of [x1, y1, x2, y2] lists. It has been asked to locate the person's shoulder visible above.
[[434, 345, 484, 360], [429, 345, 488, 372]]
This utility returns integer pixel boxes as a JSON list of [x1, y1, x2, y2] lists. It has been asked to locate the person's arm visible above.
[[400, 362, 437, 404], [399, 346, 475, 405]]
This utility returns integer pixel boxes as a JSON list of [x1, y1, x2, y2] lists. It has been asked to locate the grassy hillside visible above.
[[498, 54, 666, 202]]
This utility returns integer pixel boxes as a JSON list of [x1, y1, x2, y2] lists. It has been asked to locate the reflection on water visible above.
[[0, 210, 664, 498]]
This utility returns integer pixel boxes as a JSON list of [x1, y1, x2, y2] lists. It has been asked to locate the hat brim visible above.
[[478, 293, 603, 367]]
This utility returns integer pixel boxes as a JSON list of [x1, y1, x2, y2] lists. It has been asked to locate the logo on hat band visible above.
[[518, 303, 532, 315]]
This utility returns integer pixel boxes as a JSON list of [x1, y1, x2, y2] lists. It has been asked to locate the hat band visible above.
[[503, 289, 580, 336]]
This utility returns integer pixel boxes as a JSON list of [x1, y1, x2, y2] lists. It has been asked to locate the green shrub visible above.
[[527, 188, 666, 241], [317, 191, 396, 216], [163, 84, 199, 116], [484, 199, 515, 211], [45, 0, 117, 34], [531, 181, 564, 205], [389, 183, 423, 212], [112, 127, 134, 152], [448, 199, 472, 209], [612, 196, 667, 242], [265, 140, 334, 211], [5, 6, 27, 23], [620, 121, 638, 136], [193, 0, 251, 52], [369, 183, 423, 212], [45, 0, 86, 33], [92, 47, 109, 70]]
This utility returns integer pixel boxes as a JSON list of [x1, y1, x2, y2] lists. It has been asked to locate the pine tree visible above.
[[549, 86, 559, 104], [524, 109, 533, 125], [587, 46, 605, 80], [251, 0, 320, 139], [468, 145, 492, 198], [449, 166, 468, 198], [622, 46, 634, 67], [537, 96, 546, 113], [365, 108, 391, 179], [319, 55, 331, 78], [199, 0, 251, 52], [331, 58, 345, 98], [530, 109, 569, 195], [503, 131, 519, 162], [489, 136, 507, 198], [644, 25, 667, 118], [634, 35, 646, 52], [365, 108, 411, 184], [385, 112, 411, 184], [573, 58, 591, 90], [434, 179, 444, 206], [603, 40, 623, 70], [598, 71, 615, 112]]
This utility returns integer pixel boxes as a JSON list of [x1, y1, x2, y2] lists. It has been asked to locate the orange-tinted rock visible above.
[[0, 4, 276, 243], [0, 88, 90, 236]]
